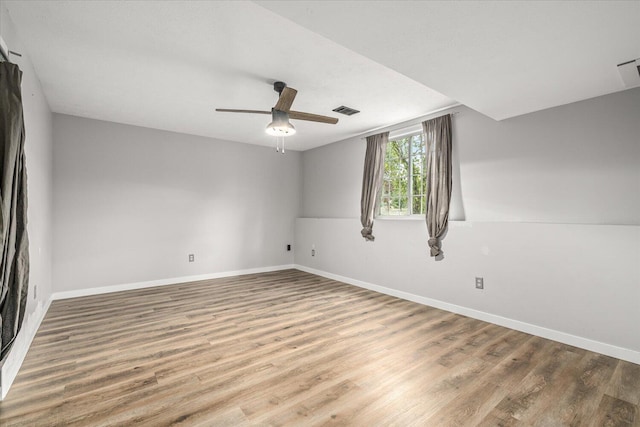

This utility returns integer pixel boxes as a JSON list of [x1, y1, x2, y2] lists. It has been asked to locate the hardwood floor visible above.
[[1, 269, 638, 426]]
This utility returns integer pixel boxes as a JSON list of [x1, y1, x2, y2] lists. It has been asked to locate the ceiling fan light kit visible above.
[[216, 81, 338, 153], [265, 109, 296, 137]]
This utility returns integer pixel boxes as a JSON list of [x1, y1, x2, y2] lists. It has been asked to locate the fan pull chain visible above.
[[275, 137, 285, 154]]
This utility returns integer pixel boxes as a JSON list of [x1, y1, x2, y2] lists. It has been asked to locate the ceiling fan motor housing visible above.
[[273, 81, 287, 95]]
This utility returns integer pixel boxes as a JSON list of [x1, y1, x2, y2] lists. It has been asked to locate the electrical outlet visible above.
[[287, 244, 291, 251], [311, 249, 316, 257], [33, 285, 37, 300], [475, 277, 484, 289], [188, 254, 195, 262]]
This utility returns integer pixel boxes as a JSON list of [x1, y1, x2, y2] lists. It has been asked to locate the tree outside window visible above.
[[378, 133, 426, 216]]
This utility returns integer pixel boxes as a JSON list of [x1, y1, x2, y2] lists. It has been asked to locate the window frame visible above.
[[376, 130, 427, 219]]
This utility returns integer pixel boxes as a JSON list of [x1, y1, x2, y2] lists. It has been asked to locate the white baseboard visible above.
[[1, 297, 53, 400], [52, 264, 296, 300], [294, 264, 640, 365]]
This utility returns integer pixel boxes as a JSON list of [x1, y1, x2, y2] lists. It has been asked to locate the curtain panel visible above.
[[0, 61, 29, 362], [360, 132, 388, 241], [422, 115, 452, 257]]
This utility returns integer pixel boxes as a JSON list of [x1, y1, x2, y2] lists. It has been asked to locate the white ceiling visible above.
[[4, 1, 639, 151], [258, 0, 640, 121]]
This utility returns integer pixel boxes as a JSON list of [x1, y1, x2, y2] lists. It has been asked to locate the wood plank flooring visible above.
[[1, 269, 638, 426]]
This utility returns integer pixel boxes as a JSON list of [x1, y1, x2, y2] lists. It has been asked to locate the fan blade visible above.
[[274, 87, 298, 112], [215, 109, 271, 115], [289, 111, 339, 124]]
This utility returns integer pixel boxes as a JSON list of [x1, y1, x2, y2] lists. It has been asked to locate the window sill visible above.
[[376, 215, 425, 221]]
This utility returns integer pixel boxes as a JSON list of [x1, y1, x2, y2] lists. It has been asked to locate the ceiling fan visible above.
[[216, 81, 338, 152]]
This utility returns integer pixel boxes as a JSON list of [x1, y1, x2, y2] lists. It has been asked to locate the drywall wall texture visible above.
[[53, 114, 301, 292], [303, 88, 640, 224], [297, 88, 640, 361], [457, 88, 640, 224], [1, 3, 54, 396]]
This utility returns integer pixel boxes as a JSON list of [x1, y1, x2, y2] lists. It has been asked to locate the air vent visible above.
[[617, 58, 640, 88], [332, 106, 360, 116]]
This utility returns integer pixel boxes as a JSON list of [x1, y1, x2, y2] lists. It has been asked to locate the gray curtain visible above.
[[423, 115, 452, 257], [360, 132, 388, 241], [0, 61, 29, 362]]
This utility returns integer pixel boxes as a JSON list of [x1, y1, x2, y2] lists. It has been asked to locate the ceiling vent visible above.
[[332, 106, 360, 116], [617, 58, 640, 88]]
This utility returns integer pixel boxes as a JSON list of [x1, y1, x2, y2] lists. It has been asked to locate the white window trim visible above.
[[376, 215, 425, 221], [388, 124, 422, 140], [377, 129, 426, 218]]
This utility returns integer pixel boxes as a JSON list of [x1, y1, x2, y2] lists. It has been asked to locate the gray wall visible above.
[[296, 88, 640, 362], [296, 218, 640, 360], [303, 88, 640, 223], [1, 3, 54, 396], [53, 115, 302, 292]]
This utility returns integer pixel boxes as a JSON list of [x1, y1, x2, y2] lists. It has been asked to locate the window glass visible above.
[[379, 133, 426, 216]]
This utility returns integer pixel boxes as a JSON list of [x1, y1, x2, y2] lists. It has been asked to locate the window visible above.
[[378, 132, 426, 216]]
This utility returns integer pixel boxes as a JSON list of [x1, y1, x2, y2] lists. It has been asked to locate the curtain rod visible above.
[[359, 104, 461, 140]]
